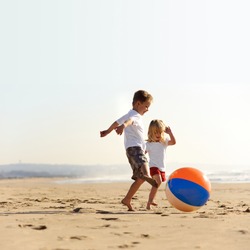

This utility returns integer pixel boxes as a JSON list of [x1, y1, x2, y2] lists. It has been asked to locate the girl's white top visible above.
[[116, 109, 146, 150], [146, 138, 169, 172]]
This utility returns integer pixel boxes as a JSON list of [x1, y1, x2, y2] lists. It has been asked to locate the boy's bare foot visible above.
[[121, 199, 134, 211], [143, 175, 159, 188]]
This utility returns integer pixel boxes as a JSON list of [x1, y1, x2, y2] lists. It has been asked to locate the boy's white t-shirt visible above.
[[116, 109, 146, 150], [146, 138, 169, 172]]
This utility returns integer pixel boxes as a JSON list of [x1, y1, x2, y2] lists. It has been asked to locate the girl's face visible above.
[[152, 129, 163, 142]]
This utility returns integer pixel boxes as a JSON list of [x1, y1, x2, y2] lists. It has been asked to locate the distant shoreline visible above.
[[1, 163, 250, 183], [1, 176, 250, 184]]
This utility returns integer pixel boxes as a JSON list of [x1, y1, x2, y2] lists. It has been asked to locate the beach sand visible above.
[[0, 178, 249, 250]]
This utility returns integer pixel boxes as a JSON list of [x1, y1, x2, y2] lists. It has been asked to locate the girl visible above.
[[146, 120, 176, 210]]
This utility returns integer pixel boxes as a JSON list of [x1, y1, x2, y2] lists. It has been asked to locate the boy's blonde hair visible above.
[[147, 119, 166, 144], [132, 90, 153, 105]]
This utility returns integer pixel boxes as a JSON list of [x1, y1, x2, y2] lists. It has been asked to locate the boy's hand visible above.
[[100, 121, 120, 137], [100, 130, 109, 137], [115, 124, 125, 135]]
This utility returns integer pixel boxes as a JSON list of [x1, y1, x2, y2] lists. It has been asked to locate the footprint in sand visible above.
[[118, 241, 141, 248], [70, 235, 88, 240], [141, 234, 150, 238], [32, 225, 47, 230], [72, 207, 96, 213], [123, 232, 133, 235], [19, 224, 47, 230], [102, 224, 111, 228], [244, 207, 250, 213], [96, 210, 112, 214], [238, 230, 248, 234], [101, 217, 119, 221], [72, 207, 82, 213], [118, 244, 130, 248]]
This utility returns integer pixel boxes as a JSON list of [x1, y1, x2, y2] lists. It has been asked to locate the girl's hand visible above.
[[165, 126, 171, 134]]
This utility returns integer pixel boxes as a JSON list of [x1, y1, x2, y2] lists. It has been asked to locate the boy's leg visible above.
[[126, 147, 158, 187], [122, 178, 144, 211], [140, 163, 159, 188]]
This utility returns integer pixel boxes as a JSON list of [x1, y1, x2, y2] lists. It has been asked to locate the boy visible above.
[[100, 90, 158, 211]]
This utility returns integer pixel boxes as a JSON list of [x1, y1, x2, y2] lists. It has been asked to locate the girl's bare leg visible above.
[[147, 174, 162, 210]]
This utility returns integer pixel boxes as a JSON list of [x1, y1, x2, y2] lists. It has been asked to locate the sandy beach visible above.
[[0, 178, 249, 250]]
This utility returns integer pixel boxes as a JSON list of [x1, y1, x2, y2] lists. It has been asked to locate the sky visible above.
[[1, 0, 250, 171]]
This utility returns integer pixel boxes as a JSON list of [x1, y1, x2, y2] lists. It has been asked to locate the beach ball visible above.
[[165, 167, 211, 212]]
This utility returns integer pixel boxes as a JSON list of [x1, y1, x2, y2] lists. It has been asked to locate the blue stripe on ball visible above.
[[168, 178, 210, 206]]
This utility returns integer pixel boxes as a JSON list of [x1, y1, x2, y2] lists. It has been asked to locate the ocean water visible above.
[[205, 170, 250, 183], [0, 163, 250, 184], [55, 170, 250, 184]]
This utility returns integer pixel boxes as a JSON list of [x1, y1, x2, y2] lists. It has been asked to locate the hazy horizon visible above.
[[1, 162, 250, 183], [1, 161, 249, 172]]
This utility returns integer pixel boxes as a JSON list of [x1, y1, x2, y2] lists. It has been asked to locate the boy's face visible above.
[[134, 100, 151, 115]]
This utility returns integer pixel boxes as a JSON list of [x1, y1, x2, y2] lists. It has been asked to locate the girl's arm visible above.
[[165, 126, 176, 146]]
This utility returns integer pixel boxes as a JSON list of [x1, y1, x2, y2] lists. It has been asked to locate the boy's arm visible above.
[[115, 118, 133, 135], [100, 119, 133, 137], [165, 126, 176, 146], [100, 121, 119, 137]]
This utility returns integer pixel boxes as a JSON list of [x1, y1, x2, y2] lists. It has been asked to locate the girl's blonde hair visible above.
[[147, 119, 166, 143]]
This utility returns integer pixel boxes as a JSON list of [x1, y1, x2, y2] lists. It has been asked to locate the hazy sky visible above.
[[1, 0, 250, 171]]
